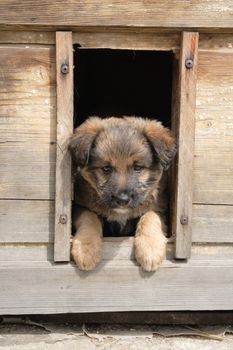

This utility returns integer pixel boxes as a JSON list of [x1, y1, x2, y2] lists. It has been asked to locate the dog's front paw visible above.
[[134, 234, 167, 272], [71, 236, 102, 271]]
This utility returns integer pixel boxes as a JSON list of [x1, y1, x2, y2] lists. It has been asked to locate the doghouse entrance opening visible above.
[[73, 48, 173, 127], [73, 47, 173, 237]]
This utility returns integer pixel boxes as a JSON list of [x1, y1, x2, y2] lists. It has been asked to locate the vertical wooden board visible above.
[[170, 54, 180, 239], [54, 32, 73, 262], [174, 32, 199, 259]]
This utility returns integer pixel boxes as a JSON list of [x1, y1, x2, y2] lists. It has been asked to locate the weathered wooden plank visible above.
[[54, 32, 73, 262], [199, 33, 233, 51], [0, 1, 233, 29], [0, 144, 56, 200], [1, 239, 233, 262], [194, 138, 233, 204], [0, 45, 56, 200], [170, 50, 179, 242], [0, 31, 179, 50], [0, 200, 54, 243], [192, 205, 233, 243], [1, 252, 233, 313], [194, 51, 233, 205], [0, 31, 55, 44], [174, 32, 199, 259], [73, 32, 179, 51], [0, 244, 53, 262]]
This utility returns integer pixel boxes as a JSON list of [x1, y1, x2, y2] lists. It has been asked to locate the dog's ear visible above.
[[143, 121, 177, 170], [69, 117, 103, 167], [124, 117, 176, 170]]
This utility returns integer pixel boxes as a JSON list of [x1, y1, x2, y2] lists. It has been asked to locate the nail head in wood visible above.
[[185, 58, 194, 69], [180, 215, 189, 225], [61, 63, 69, 74], [59, 214, 67, 224]]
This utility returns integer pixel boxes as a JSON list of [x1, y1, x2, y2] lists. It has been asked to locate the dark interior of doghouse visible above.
[[73, 47, 173, 237]]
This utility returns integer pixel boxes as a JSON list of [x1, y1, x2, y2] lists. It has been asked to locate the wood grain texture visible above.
[[0, 244, 53, 262], [0, 200, 54, 243], [0, 44, 56, 200], [194, 50, 233, 204], [192, 205, 233, 243], [0, 31, 179, 50], [199, 33, 233, 51], [0, 1, 233, 29], [174, 32, 199, 259], [54, 32, 73, 262], [73, 32, 179, 51], [0, 31, 55, 44], [2, 238, 233, 262], [0, 202, 232, 246], [1, 247, 233, 313]]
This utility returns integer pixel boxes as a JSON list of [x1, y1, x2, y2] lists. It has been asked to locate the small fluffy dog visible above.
[[69, 117, 176, 271]]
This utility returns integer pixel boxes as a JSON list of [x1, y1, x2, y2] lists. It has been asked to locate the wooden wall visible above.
[[193, 34, 233, 242], [0, 31, 232, 256], [0, 30, 233, 313], [0, 1, 233, 29], [0, 34, 56, 260]]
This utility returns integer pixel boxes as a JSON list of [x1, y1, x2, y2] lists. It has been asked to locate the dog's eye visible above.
[[133, 164, 143, 172], [102, 166, 113, 174]]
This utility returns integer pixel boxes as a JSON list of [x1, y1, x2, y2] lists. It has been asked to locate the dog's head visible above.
[[69, 117, 176, 213]]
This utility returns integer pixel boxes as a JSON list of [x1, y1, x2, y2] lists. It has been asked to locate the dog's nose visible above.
[[114, 192, 130, 206]]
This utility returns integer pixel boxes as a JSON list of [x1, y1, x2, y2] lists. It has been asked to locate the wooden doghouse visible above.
[[0, 1, 233, 315]]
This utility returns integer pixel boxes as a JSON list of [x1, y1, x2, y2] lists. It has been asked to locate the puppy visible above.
[[69, 116, 176, 271]]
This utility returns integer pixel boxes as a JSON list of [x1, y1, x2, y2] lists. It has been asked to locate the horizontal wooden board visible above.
[[0, 202, 232, 245], [0, 31, 179, 51], [0, 45, 56, 200], [194, 138, 233, 204], [0, 31, 55, 44], [1, 249, 233, 313], [0, 1, 233, 29], [194, 51, 233, 205], [73, 32, 179, 51], [1, 239, 233, 262], [199, 33, 233, 51], [192, 205, 233, 243], [0, 238, 148, 262], [0, 143, 56, 200], [0, 244, 53, 262], [0, 200, 54, 243], [1, 32, 233, 53]]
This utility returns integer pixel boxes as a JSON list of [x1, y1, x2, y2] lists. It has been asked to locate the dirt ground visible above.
[[1, 321, 233, 350]]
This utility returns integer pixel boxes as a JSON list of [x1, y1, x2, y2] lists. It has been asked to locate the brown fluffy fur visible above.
[[70, 116, 176, 271]]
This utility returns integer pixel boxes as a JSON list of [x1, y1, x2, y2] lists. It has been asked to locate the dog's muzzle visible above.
[[112, 191, 130, 207]]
